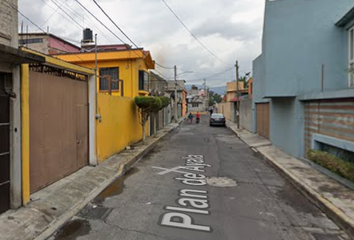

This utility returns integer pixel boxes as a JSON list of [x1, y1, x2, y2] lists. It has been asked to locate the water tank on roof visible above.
[[82, 28, 93, 43]]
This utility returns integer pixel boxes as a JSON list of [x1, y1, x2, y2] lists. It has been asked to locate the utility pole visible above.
[[204, 79, 207, 110], [235, 60, 240, 129], [174, 65, 178, 123]]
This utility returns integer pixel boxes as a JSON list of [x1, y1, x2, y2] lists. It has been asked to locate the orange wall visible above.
[[182, 91, 187, 116]]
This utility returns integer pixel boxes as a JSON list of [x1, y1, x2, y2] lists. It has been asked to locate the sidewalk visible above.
[[227, 120, 354, 239], [0, 119, 184, 240]]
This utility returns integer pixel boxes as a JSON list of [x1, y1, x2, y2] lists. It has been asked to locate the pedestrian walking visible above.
[[188, 113, 194, 124], [196, 112, 201, 123]]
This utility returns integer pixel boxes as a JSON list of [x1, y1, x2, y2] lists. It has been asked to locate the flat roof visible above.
[[336, 6, 354, 27], [19, 32, 80, 50]]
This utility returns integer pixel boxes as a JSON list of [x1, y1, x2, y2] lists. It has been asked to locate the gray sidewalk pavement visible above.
[[0, 119, 184, 240], [227, 120, 354, 239]]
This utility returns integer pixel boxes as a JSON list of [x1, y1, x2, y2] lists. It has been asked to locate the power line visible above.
[[7, 0, 85, 61], [188, 66, 234, 81], [74, 0, 126, 44], [39, 0, 64, 28], [54, 0, 114, 42], [161, 0, 230, 65], [51, 0, 84, 29], [155, 62, 174, 69], [92, 0, 139, 49], [152, 69, 169, 79]]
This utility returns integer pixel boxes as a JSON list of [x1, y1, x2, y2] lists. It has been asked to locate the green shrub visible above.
[[134, 96, 156, 110], [307, 150, 354, 182], [151, 97, 162, 112], [159, 96, 170, 109]]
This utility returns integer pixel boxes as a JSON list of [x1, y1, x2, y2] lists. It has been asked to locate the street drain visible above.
[[78, 204, 113, 220], [206, 177, 237, 187]]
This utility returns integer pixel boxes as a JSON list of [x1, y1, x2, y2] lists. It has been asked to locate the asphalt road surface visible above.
[[49, 115, 349, 240]]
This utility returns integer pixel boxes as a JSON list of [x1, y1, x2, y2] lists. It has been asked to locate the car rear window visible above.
[[211, 114, 224, 118]]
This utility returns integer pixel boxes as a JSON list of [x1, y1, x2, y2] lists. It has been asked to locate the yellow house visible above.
[[56, 46, 155, 162]]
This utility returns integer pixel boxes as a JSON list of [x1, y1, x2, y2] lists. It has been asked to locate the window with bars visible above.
[[99, 67, 119, 91], [349, 27, 354, 87]]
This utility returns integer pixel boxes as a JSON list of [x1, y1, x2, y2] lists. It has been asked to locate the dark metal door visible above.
[[0, 73, 10, 214]]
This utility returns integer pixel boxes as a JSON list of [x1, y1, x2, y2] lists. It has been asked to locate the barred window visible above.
[[99, 67, 119, 91]]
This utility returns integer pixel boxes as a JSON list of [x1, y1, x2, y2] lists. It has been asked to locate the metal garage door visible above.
[[0, 73, 10, 214], [29, 70, 88, 193], [256, 103, 270, 139]]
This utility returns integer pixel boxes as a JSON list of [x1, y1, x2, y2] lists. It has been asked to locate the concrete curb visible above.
[[34, 120, 182, 240], [226, 124, 354, 239], [255, 149, 354, 239]]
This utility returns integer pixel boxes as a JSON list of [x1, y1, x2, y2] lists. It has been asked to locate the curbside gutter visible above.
[[225, 122, 354, 239], [34, 119, 183, 240], [254, 149, 354, 240]]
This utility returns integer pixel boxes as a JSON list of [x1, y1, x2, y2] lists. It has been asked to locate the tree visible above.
[[134, 96, 161, 143], [151, 96, 170, 137], [209, 90, 222, 106]]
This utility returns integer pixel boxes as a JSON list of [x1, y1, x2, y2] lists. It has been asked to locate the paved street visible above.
[[49, 115, 349, 240]]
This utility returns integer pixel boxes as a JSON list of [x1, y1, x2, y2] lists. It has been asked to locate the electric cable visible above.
[[54, 0, 114, 42], [161, 0, 231, 66], [39, 0, 64, 28], [7, 0, 85, 60], [74, 0, 126, 44], [51, 0, 84, 29], [92, 0, 139, 49], [155, 62, 174, 69], [152, 69, 169, 80], [188, 66, 234, 81]]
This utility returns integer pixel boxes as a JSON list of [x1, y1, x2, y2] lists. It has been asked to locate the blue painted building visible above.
[[253, 0, 354, 158]]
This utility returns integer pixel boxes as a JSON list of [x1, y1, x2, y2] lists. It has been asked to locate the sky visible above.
[[18, 0, 265, 87]]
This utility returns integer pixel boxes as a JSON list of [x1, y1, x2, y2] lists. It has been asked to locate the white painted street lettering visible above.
[[180, 189, 208, 199], [165, 206, 209, 215], [152, 166, 190, 175], [160, 212, 211, 232], [157, 155, 212, 233]]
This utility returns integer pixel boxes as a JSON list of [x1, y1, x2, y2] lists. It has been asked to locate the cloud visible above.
[[18, 0, 265, 87]]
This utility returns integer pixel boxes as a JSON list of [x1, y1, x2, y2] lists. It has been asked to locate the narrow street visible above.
[[50, 115, 348, 240]]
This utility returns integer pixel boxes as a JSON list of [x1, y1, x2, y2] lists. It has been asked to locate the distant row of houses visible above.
[[223, 1, 354, 164], [0, 0, 195, 215]]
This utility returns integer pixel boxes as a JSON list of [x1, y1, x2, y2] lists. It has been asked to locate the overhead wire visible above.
[[51, 0, 84, 29], [161, 0, 231, 66], [39, 0, 65, 28], [151, 69, 169, 80], [188, 66, 234, 82], [8, 0, 85, 60], [54, 0, 114, 43], [92, 0, 140, 49], [38, 0, 82, 31], [74, 0, 126, 44], [155, 62, 174, 69]]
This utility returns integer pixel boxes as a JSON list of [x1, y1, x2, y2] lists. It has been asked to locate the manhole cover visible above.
[[206, 177, 237, 187]]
